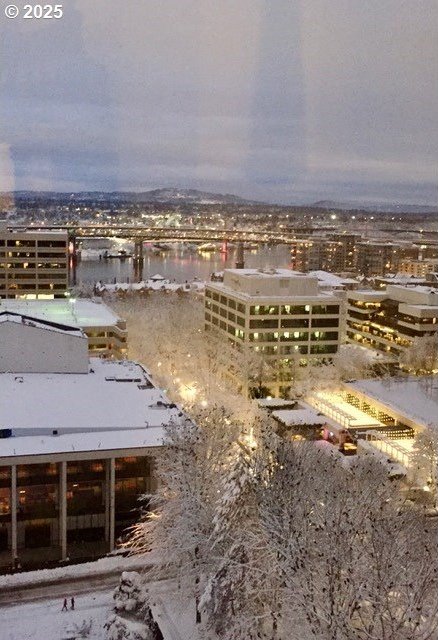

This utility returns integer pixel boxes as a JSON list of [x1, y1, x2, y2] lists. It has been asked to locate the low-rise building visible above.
[[346, 285, 438, 360], [204, 268, 341, 396], [0, 315, 184, 572], [0, 298, 128, 358], [0, 228, 68, 299], [399, 258, 438, 278]]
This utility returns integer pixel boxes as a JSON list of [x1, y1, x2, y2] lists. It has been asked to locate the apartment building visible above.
[[290, 234, 361, 273], [327, 233, 360, 271], [0, 228, 68, 299], [356, 241, 418, 277], [0, 298, 128, 359], [399, 258, 438, 278], [205, 268, 341, 396], [290, 238, 343, 273], [346, 284, 438, 359]]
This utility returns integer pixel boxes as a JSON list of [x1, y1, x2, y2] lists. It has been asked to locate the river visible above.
[[76, 240, 292, 284]]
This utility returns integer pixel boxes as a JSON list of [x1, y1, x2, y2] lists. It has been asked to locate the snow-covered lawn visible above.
[[0, 590, 113, 640]]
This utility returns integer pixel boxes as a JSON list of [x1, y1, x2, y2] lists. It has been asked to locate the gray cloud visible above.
[[0, 0, 437, 204]]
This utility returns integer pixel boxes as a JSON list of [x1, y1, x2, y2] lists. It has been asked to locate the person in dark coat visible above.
[[61, 598, 68, 612], [71, 597, 75, 610]]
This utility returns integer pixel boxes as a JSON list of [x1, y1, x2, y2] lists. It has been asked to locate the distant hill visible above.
[[5, 188, 263, 206], [310, 199, 437, 214]]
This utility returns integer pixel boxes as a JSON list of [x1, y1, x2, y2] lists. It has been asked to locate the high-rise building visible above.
[[290, 238, 344, 273], [0, 229, 68, 299], [356, 241, 419, 277]]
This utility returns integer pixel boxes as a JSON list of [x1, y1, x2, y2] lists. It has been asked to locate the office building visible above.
[[205, 268, 341, 396], [0, 228, 68, 299], [346, 284, 438, 360]]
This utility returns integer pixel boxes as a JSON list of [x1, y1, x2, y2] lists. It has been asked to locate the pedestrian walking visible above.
[[61, 598, 68, 612], [71, 597, 75, 610]]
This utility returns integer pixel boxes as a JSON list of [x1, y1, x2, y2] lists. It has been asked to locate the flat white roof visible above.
[[223, 268, 305, 279], [346, 377, 438, 430], [0, 427, 165, 460], [273, 408, 327, 427], [208, 281, 340, 302], [0, 298, 123, 328], [0, 358, 182, 435], [308, 271, 359, 286], [0, 311, 85, 338]]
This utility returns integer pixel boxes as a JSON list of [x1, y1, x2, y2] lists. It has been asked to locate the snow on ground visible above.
[[0, 553, 157, 590], [0, 589, 112, 640], [0, 577, 202, 640]]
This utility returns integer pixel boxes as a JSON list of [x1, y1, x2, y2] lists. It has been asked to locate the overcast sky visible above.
[[1, 0, 437, 204]]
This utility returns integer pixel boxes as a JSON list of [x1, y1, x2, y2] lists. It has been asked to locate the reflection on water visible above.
[[76, 242, 292, 284]]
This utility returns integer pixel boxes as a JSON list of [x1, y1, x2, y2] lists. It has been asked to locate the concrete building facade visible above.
[[205, 268, 341, 396], [346, 285, 438, 359]]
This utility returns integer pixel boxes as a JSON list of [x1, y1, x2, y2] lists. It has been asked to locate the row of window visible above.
[[205, 290, 339, 316], [0, 240, 67, 248], [205, 306, 339, 329], [206, 314, 338, 343]]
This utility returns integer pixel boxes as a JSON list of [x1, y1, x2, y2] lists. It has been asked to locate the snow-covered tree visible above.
[[105, 572, 163, 640], [113, 572, 148, 613], [110, 294, 257, 416], [400, 334, 438, 374], [129, 408, 242, 626], [259, 443, 438, 640]]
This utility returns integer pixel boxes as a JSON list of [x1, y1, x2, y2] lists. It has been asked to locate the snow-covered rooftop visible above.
[[0, 427, 165, 460], [0, 311, 85, 337], [272, 408, 327, 427], [308, 270, 359, 288], [345, 376, 438, 430], [224, 268, 305, 279], [0, 358, 182, 439], [0, 298, 123, 328]]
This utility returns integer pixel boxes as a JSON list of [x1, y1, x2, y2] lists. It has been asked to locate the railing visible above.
[[364, 431, 412, 467]]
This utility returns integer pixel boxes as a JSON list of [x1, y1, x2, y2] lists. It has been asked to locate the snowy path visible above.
[[0, 589, 113, 640]]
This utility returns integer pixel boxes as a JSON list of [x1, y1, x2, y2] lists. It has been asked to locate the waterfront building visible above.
[[0, 298, 128, 359], [0, 228, 68, 299], [346, 284, 438, 360], [204, 268, 341, 396], [0, 316, 184, 571]]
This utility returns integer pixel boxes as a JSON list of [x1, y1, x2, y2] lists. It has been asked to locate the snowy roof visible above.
[[224, 268, 306, 278], [0, 298, 123, 328], [345, 377, 438, 430], [0, 311, 85, 338], [272, 408, 327, 427], [0, 358, 183, 435], [308, 271, 359, 287], [0, 427, 165, 460]]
